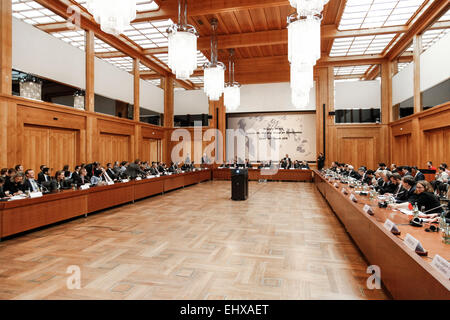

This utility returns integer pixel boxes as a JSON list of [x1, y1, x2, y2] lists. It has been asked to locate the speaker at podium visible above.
[[231, 168, 248, 201]]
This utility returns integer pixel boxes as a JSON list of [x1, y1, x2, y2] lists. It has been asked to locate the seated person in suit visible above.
[[73, 168, 89, 187], [347, 165, 361, 180], [377, 163, 387, 172], [150, 162, 161, 175], [411, 166, 425, 182], [24, 169, 41, 193], [357, 167, 367, 182], [0, 177, 12, 199], [15, 164, 24, 173], [390, 163, 397, 173], [62, 165, 72, 180], [363, 170, 375, 185], [376, 171, 395, 194], [3, 168, 16, 191], [54, 171, 71, 190], [330, 162, 339, 172], [37, 166, 51, 184], [4, 173, 26, 196], [280, 154, 291, 169], [112, 161, 121, 175], [71, 166, 81, 184], [105, 163, 118, 181], [395, 175, 417, 203], [386, 173, 403, 197], [158, 162, 168, 174], [401, 166, 411, 177], [244, 159, 251, 169], [1, 168, 7, 179], [300, 161, 310, 169], [390, 180, 443, 216]]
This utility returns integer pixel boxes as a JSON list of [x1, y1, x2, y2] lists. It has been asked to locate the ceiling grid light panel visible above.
[[334, 65, 372, 76], [75, 0, 159, 12], [12, 0, 66, 25]]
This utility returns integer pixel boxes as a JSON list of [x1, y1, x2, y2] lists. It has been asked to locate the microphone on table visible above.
[[419, 204, 446, 215]]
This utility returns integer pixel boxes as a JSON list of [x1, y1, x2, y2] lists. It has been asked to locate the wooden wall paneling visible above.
[[98, 133, 130, 165], [381, 60, 393, 124], [163, 75, 174, 128], [85, 30, 94, 112], [0, 0, 12, 95], [410, 117, 422, 167], [392, 134, 412, 166], [86, 115, 97, 163], [48, 128, 78, 173], [17, 105, 85, 130], [0, 99, 16, 168], [21, 125, 50, 174], [316, 67, 334, 166], [413, 34, 422, 114]]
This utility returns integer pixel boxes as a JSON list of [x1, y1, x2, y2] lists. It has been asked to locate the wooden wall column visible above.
[[0, 0, 12, 95], [0, 0, 12, 168], [209, 96, 226, 163], [163, 75, 174, 164], [85, 29, 95, 163], [381, 60, 392, 165], [316, 66, 334, 167], [413, 34, 422, 114], [133, 58, 141, 160]]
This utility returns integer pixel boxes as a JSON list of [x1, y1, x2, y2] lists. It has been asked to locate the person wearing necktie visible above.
[[24, 169, 40, 192]]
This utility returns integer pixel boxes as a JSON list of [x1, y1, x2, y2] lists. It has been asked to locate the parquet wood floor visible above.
[[0, 181, 389, 300]]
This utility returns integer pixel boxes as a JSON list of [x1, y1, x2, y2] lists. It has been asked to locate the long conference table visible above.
[[213, 168, 313, 182], [314, 170, 450, 300], [0, 169, 211, 240]]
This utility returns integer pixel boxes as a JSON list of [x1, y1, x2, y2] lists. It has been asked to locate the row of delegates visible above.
[[279, 154, 310, 169], [389, 179, 445, 221]]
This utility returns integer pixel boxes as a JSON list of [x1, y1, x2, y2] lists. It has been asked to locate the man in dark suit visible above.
[[73, 168, 89, 187], [37, 166, 51, 185], [126, 159, 145, 179], [71, 166, 81, 184], [24, 169, 40, 193], [396, 176, 417, 203], [105, 163, 118, 181], [411, 166, 425, 182], [347, 165, 360, 179], [0, 177, 11, 198], [280, 154, 291, 169]]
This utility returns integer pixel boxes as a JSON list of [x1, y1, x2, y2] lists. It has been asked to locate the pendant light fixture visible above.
[[287, 0, 328, 108], [86, 0, 138, 36], [167, 0, 199, 80], [224, 49, 241, 112], [203, 18, 226, 101]]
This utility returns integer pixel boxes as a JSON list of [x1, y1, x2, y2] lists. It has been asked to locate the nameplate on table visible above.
[[301, 168, 308, 170], [218, 167, 224, 169], [431, 254, 450, 279], [147, 175, 155, 179], [80, 184, 90, 190], [121, 179, 130, 183], [181, 171, 185, 173], [107, 181, 114, 185], [135, 177, 142, 181], [290, 167, 295, 170], [168, 172, 173, 175], [404, 233, 426, 254], [383, 219, 400, 234], [29, 191, 43, 199], [349, 193, 357, 202], [333, 182, 339, 188], [341, 188, 348, 195], [156, 175, 160, 178], [363, 204, 374, 216]]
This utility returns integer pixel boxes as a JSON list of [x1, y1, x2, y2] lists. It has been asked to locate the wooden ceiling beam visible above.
[[386, 1, 450, 60]]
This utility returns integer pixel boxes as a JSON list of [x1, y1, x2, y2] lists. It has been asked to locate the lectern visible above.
[[231, 168, 248, 201]]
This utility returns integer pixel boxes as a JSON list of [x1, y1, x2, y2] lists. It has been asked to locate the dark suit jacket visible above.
[[5, 181, 26, 194], [24, 179, 40, 192], [414, 171, 425, 181], [396, 185, 417, 203], [37, 172, 50, 184], [125, 163, 144, 179], [71, 171, 80, 183], [106, 168, 118, 180], [349, 170, 361, 180], [55, 179, 71, 190], [74, 174, 88, 187]]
